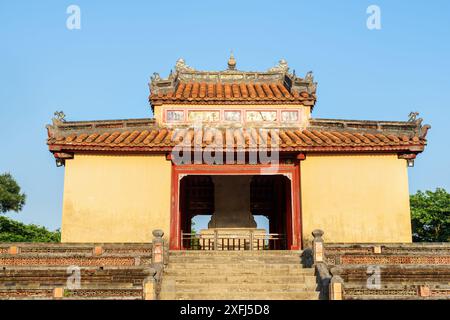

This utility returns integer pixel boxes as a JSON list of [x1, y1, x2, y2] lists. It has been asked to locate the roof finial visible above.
[[227, 51, 236, 70], [53, 111, 66, 122], [408, 111, 419, 122]]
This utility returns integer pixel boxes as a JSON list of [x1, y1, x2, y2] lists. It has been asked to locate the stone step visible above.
[[168, 254, 303, 258], [164, 268, 314, 277], [160, 282, 317, 293], [168, 257, 302, 264], [161, 250, 319, 300], [162, 274, 317, 284], [159, 291, 320, 300], [165, 263, 309, 270], [169, 250, 302, 257], [168, 260, 303, 266]]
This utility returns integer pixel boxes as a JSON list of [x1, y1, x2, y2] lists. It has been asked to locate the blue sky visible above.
[[0, 1, 449, 231]]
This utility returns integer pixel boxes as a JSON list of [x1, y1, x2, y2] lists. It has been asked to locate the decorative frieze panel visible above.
[[224, 111, 241, 122], [281, 111, 299, 122], [0, 289, 54, 298], [166, 110, 185, 122], [188, 111, 220, 122], [163, 107, 305, 126], [325, 244, 450, 258], [344, 288, 418, 297], [340, 255, 450, 265], [246, 110, 277, 122], [0, 257, 137, 267], [65, 289, 141, 298]]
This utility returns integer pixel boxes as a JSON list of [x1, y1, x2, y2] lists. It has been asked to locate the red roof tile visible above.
[[47, 119, 428, 155], [149, 82, 316, 106]]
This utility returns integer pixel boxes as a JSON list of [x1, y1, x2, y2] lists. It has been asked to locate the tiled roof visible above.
[[148, 58, 317, 107], [149, 82, 316, 106], [47, 118, 429, 156]]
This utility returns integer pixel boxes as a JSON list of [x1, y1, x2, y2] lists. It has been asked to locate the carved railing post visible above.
[[329, 266, 344, 300], [143, 268, 157, 300], [249, 230, 254, 251], [314, 263, 332, 300], [151, 229, 165, 300], [152, 229, 165, 265], [214, 230, 218, 251], [312, 229, 324, 264]]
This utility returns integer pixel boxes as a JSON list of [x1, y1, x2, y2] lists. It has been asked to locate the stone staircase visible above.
[[159, 250, 320, 300], [4, 241, 448, 300]]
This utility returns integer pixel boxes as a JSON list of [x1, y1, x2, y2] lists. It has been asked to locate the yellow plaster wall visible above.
[[300, 154, 412, 244], [61, 154, 172, 243]]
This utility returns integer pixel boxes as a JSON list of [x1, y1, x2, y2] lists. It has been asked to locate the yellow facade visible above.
[[300, 154, 412, 244], [60, 152, 413, 245], [61, 154, 172, 243]]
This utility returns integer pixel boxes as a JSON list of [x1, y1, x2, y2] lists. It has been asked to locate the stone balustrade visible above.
[[311, 233, 450, 300], [324, 243, 450, 266], [0, 242, 157, 300], [0, 243, 152, 256]]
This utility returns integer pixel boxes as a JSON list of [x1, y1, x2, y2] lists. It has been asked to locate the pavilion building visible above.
[[46, 56, 430, 250]]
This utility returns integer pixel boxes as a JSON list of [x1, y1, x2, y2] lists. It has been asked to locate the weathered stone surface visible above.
[[0, 243, 154, 300], [160, 250, 320, 300], [323, 243, 450, 300]]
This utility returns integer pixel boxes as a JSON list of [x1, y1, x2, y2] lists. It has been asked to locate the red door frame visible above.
[[170, 163, 302, 250]]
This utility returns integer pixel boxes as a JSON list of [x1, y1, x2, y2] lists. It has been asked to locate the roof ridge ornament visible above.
[[227, 51, 236, 70], [267, 59, 289, 73], [408, 112, 419, 122], [408, 112, 431, 139], [53, 111, 66, 123], [149, 57, 318, 99], [305, 71, 314, 82], [150, 72, 161, 82], [175, 58, 195, 73]]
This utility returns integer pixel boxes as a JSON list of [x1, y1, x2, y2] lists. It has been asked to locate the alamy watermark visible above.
[[170, 123, 280, 174], [66, 265, 81, 290], [366, 265, 381, 289], [66, 5, 81, 30], [367, 5, 381, 30]]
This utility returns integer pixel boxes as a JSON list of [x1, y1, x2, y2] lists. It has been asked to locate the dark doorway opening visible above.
[[179, 175, 292, 250]]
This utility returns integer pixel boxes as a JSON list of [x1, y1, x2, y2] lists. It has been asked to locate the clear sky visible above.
[[0, 1, 449, 231]]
